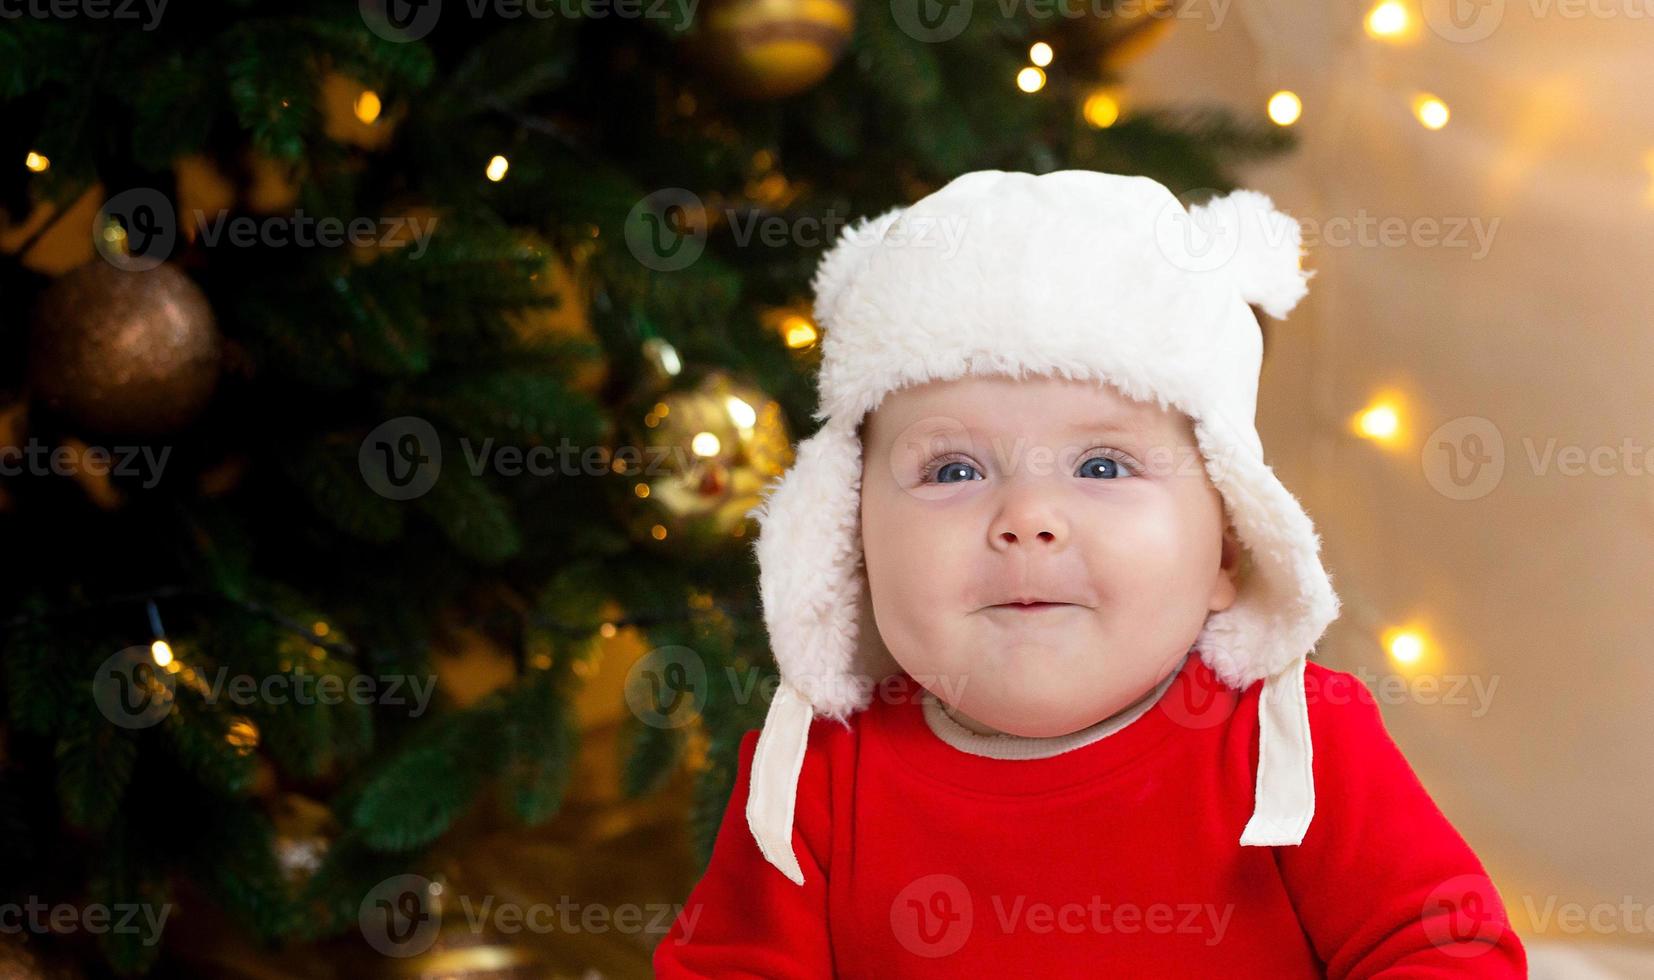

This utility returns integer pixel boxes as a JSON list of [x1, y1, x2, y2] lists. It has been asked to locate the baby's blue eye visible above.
[[922, 452, 1134, 484], [1078, 455, 1130, 479], [932, 460, 981, 484]]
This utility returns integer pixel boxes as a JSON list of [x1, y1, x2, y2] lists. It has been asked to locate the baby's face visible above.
[[859, 374, 1241, 737]]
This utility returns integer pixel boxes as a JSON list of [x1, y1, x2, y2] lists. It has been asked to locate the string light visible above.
[[781, 314, 817, 348], [1268, 91, 1303, 126], [1413, 93, 1450, 129], [1363, 1, 1409, 39], [1083, 89, 1121, 129], [485, 154, 510, 181], [1029, 42, 1053, 67], [145, 599, 174, 668], [645, 338, 682, 376], [1016, 67, 1046, 94], [1383, 626, 1428, 667], [353, 89, 382, 124], [761, 306, 820, 349], [1354, 400, 1403, 444], [24, 151, 49, 173]]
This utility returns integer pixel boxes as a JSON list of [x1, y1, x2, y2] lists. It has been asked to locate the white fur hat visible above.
[[743, 170, 1341, 886]]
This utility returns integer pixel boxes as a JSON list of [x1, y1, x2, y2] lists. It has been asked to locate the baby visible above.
[[654, 170, 1526, 977]]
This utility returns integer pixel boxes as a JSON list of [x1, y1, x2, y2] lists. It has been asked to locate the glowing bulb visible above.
[[1356, 402, 1401, 443], [1029, 42, 1053, 67], [1364, 1, 1408, 38], [1083, 90, 1121, 129], [1414, 94, 1449, 129], [654, 342, 682, 375], [1268, 91, 1303, 126], [1017, 67, 1046, 94], [354, 89, 383, 124], [485, 154, 510, 181], [1385, 628, 1426, 665], [781, 314, 817, 348], [151, 640, 174, 667], [691, 431, 721, 457], [24, 151, 49, 173]]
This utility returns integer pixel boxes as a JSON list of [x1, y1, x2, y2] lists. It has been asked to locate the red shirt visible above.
[[654, 654, 1527, 978]]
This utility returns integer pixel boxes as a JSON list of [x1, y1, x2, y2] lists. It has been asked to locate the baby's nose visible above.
[[997, 526, 1058, 546], [989, 489, 1069, 549]]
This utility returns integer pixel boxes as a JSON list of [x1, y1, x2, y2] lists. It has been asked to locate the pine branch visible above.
[[496, 672, 579, 825], [348, 705, 493, 852], [55, 716, 139, 833]]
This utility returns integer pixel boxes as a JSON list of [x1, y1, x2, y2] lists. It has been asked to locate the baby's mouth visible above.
[[987, 601, 1077, 612]]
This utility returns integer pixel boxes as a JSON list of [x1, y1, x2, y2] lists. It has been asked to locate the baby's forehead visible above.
[[863, 375, 1188, 443]]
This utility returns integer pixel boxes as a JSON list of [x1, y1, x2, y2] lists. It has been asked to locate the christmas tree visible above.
[[0, 0, 1293, 973]]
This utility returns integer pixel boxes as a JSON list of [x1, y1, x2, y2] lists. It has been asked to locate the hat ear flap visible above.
[[1187, 189, 1314, 320], [1190, 410, 1341, 690], [748, 415, 872, 720]]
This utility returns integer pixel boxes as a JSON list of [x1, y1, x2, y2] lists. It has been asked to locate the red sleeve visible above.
[[652, 726, 835, 978], [1275, 668, 1527, 978]]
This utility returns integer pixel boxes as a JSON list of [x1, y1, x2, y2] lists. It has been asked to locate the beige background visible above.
[[1129, 1, 1654, 972]]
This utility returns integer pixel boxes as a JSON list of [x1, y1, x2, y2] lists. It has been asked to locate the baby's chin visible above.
[[922, 641, 1152, 736]]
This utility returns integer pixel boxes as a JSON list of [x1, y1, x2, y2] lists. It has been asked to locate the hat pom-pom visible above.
[[1195, 189, 1315, 320]]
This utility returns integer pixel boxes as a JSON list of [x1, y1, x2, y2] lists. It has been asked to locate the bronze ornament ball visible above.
[[27, 260, 223, 436]]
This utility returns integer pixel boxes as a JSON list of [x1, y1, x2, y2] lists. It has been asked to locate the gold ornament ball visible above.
[[691, 0, 856, 99], [28, 261, 223, 436], [616, 371, 793, 550]]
